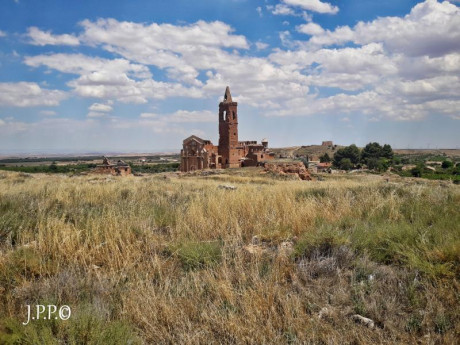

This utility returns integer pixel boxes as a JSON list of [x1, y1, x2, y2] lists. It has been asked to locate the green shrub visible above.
[[441, 160, 453, 169], [411, 165, 423, 177]]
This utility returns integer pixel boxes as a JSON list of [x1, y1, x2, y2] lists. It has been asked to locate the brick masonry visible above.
[[180, 87, 275, 172]]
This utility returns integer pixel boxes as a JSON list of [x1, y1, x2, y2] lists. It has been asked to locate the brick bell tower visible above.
[[218, 86, 239, 168]]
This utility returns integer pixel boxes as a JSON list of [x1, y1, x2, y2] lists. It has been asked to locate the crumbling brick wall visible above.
[[264, 162, 312, 180]]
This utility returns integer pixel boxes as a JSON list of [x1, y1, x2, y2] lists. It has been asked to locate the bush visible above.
[[393, 156, 401, 165], [441, 160, 453, 169], [411, 165, 423, 177], [453, 166, 460, 175], [367, 158, 390, 172]]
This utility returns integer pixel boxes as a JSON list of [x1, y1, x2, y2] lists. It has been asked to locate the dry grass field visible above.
[[0, 169, 459, 344]]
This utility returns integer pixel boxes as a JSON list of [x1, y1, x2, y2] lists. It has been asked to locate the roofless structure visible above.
[[180, 87, 274, 172]]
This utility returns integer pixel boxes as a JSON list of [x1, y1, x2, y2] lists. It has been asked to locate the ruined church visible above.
[[180, 87, 275, 172]]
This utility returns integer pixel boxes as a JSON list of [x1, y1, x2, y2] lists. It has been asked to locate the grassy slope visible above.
[[0, 169, 459, 344], [271, 145, 341, 159]]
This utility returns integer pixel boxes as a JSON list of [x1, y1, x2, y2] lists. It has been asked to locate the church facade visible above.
[[180, 87, 275, 172]]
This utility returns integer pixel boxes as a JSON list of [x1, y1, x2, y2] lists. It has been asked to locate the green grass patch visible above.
[[0, 306, 141, 345], [171, 241, 222, 271]]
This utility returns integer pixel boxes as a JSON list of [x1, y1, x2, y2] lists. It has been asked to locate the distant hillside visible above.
[[271, 146, 460, 160], [393, 149, 460, 158], [271, 145, 344, 160]]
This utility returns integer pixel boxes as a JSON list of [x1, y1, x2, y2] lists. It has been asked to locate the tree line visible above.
[[319, 142, 459, 180], [316, 142, 394, 171]]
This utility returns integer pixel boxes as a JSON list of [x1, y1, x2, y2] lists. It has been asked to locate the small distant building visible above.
[[322, 141, 333, 147], [317, 162, 332, 172], [307, 162, 332, 173], [93, 157, 131, 176]]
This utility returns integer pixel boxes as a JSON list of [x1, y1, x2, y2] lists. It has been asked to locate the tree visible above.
[[382, 144, 394, 159], [339, 158, 353, 171], [441, 160, 453, 169], [361, 142, 394, 170], [361, 142, 394, 161], [361, 142, 383, 162], [320, 153, 331, 163], [367, 158, 390, 172], [49, 162, 58, 172], [333, 144, 360, 168]]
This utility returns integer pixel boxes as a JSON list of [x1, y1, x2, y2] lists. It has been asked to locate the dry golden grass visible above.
[[0, 169, 459, 344]]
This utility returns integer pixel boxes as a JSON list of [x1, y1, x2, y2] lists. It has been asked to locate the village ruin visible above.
[[180, 87, 275, 172], [93, 157, 132, 176]]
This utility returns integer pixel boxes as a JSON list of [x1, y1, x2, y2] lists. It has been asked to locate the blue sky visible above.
[[0, 0, 459, 154]]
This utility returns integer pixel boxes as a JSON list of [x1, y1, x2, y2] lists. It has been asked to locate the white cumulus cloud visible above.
[[255, 41, 269, 50], [88, 103, 113, 113], [25, 53, 202, 103], [27, 27, 80, 46], [281, 0, 339, 14], [297, 22, 325, 35], [307, 0, 460, 57], [17, 0, 460, 122], [0, 82, 67, 107], [268, 4, 297, 16]]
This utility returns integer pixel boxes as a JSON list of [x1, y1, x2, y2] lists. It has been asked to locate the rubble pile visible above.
[[264, 162, 312, 180]]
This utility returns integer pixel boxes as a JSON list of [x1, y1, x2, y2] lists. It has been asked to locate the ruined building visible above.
[[93, 157, 132, 176], [180, 87, 275, 172]]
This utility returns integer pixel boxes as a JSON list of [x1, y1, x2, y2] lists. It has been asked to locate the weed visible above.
[[172, 241, 222, 270], [405, 313, 423, 333]]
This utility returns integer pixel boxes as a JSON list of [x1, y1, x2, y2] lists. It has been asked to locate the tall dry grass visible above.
[[0, 169, 459, 344]]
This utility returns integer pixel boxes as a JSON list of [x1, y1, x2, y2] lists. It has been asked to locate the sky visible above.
[[0, 0, 459, 154]]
